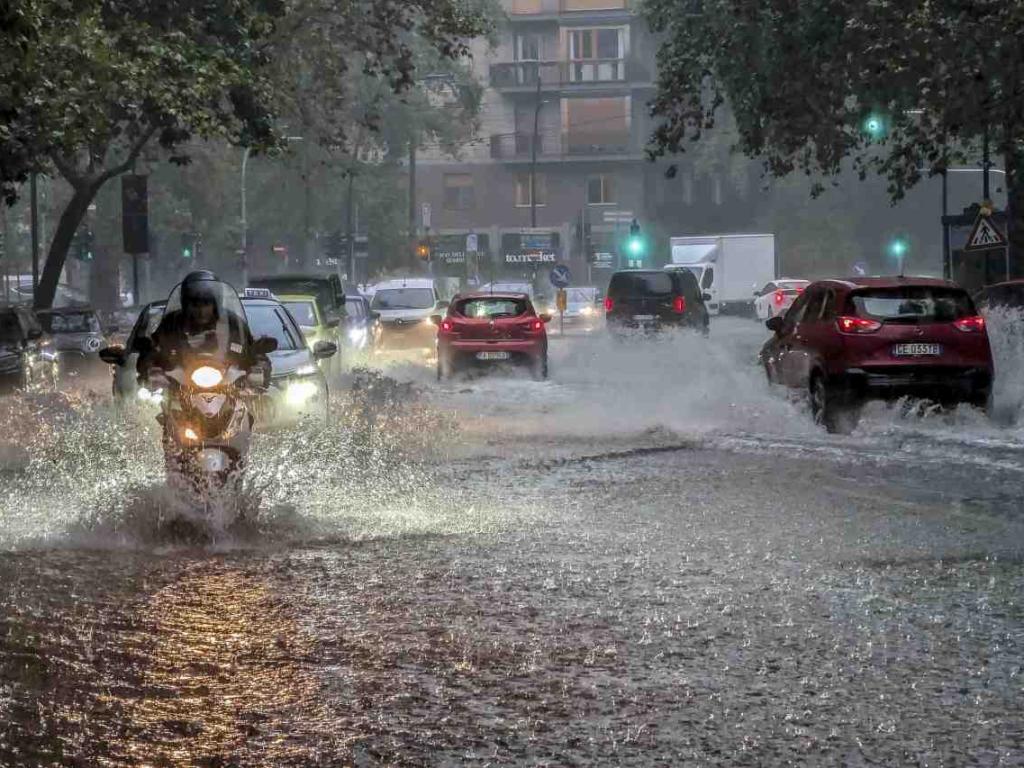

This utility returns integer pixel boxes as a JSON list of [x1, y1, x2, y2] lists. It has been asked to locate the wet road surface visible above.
[[1, 317, 1023, 766]]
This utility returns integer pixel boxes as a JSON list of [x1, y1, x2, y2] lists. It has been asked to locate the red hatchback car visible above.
[[434, 292, 551, 380], [760, 277, 994, 433]]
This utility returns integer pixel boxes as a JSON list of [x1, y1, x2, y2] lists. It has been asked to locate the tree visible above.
[[644, 0, 1024, 276]]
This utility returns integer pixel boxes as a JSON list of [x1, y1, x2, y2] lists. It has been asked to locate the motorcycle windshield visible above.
[[162, 279, 249, 363]]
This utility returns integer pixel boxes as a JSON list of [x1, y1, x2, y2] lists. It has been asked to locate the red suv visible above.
[[434, 292, 551, 380], [760, 277, 993, 433]]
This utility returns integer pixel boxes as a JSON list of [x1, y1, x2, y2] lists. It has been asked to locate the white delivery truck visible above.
[[665, 234, 777, 316]]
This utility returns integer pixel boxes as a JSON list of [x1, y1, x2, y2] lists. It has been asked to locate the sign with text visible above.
[[502, 232, 560, 264]]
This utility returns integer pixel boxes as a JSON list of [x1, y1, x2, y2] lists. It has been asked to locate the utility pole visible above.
[[240, 147, 251, 287], [345, 167, 356, 284], [983, 124, 991, 201], [530, 75, 542, 228], [941, 169, 950, 279], [408, 141, 417, 269], [30, 172, 39, 297]]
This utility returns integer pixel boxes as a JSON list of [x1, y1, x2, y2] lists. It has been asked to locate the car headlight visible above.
[[296, 363, 318, 376], [191, 366, 223, 388], [580, 306, 594, 316], [285, 379, 320, 406], [348, 327, 367, 343]]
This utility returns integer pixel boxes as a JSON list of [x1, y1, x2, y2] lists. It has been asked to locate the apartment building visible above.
[[415, 0, 660, 289]]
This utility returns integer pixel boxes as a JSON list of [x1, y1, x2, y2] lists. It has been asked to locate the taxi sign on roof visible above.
[[242, 287, 276, 300]]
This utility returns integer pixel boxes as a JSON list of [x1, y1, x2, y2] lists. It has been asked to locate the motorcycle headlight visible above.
[[137, 386, 164, 403], [286, 379, 320, 406], [191, 366, 223, 388]]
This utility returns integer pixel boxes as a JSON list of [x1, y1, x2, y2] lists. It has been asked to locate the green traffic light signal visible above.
[[627, 236, 644, 256], [887, 238, 908, 259], [863, 114, 886, 139]]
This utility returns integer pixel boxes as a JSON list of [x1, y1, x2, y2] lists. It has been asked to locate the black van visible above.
[[248, 273, 347, 323], [605, 269, 709, 335]]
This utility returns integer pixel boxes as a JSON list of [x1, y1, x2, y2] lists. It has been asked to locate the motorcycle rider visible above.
[[139, 270, 268, 383]]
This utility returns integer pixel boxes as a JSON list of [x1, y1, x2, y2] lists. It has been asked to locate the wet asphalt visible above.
[[1, 317, 1023, 767]]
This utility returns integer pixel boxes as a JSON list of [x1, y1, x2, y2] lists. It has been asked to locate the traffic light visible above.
[[180, 232, 193, 260], [887, 237, 908, 259], [626, 219, 646, 262], [71, 229, 94, 261], [416, 240, 431, 261], [863, 113, 887, 139]]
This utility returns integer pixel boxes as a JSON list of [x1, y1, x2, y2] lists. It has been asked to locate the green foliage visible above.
[[644, 1, 1024, 200]]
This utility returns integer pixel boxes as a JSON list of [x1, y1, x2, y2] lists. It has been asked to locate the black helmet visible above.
[[180, 271, 221, 327]]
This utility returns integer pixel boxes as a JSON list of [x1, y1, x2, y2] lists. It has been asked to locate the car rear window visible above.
[[609, 272, 674, 297], [456, 298, 528, 319], [849, 287, 974, 323], [372, 288, 435, 310], [345, 297, 366, 318]]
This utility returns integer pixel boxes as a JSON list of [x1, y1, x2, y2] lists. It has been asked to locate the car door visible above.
[[756, 282, 776, 319], [784, 287, 826, 387], [772, 289, 812, 387]]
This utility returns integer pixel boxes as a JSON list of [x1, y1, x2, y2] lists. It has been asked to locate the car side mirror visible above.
[[766, 316, 784, 333], [539, 313, 553, 323], [313, 340, 337, 360], [702, 292, 713, 302], [98, 345, 126, 366], [252, 335, 278, 355], [429, 314, 443, 326]]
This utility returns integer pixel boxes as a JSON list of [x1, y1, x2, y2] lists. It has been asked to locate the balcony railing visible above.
[[490, 132, 636, 159], [508, 0, 630, 15], [491, 58, 649, 89]]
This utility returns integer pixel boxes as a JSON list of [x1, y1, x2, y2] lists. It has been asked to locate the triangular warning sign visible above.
[[964, 213, 1007, 252]]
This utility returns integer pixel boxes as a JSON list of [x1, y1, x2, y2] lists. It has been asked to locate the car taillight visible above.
[[774, 290, 785, 305], [604, 296, 614, 312], [953, 315, 986, 333], [836, 315, 882, 334], [672, 295, 686, 313], [440, 319, 454, 333], [531, 319, 544, 332]]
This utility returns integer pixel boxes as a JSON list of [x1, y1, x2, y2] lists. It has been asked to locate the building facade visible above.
[[416, 0, 660, 291]]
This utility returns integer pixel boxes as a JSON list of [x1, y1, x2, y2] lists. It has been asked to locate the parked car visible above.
[[0, 305, 57, 391], [371, 278, 448, 351], [604, 269, 709, 336], [343, 293, 382, 353], [760, 277, 993, 433], [434, 292, 551, 380], [34, 306, 110, 384], [754, 279, 810, 320]]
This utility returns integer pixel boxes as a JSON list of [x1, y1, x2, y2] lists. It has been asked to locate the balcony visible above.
[[490, 132, 638, 161], [490, 58, 651, 90], [508, 0, 630, 16]]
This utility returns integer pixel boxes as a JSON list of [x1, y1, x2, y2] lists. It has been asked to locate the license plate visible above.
[[476, 351, 510, 361], [633, 314, 656, 321], [892, 343, 942, 357]]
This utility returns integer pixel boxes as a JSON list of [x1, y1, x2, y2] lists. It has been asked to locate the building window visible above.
[[516, 33, 542, 61], [443, 173, 474, 210], [515, 173, 546, 207], [567, 28, 625, 82], [587, 175, 615, 205], [565, 97, 630, 155]]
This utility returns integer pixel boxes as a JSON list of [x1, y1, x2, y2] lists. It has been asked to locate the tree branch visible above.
[[49, 153, 86, 188], [95, 126, 158, 187]]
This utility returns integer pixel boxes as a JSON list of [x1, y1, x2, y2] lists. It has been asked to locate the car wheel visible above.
[[531, 352, 548, 381], [810, 373, 860, 435]]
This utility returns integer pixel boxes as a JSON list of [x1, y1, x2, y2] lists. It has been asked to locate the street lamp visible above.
[[240, 136, 303, 286]]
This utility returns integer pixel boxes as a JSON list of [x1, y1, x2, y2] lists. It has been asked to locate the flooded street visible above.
[[2, 318, 1024, 766]]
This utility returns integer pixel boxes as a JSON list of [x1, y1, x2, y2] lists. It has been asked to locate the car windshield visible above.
[[372, 288, 435, 310], [850, 287, 974, 323], [567, 288, 597, 304], [38, 312, 101, 334], [282, 301, 317, 327], [457, 298, 528, 319], [345, 298, 366, 318], [610, 272, 674, 297], [0, 313, 21, 343], [245, 303, 302, 351]]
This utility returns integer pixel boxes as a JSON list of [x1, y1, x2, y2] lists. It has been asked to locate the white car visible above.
[[754, 279, 810, 320], [370, 277, 448, 351]]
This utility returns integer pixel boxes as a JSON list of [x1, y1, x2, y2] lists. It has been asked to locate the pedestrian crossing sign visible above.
[[964, 210, 1007, 252]]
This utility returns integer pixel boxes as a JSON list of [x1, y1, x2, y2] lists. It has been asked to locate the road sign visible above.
[[549, 264, 571, 288], [964, 211, 1007, 252], [852, 261, 868, 276], [603, 210, 634, 223], [421, 203, 431, 230], [466, 233, 478, 252]]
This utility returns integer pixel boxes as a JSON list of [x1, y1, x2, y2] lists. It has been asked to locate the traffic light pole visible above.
[[30, 172, 39, 296], [240, 146, 251, 287]]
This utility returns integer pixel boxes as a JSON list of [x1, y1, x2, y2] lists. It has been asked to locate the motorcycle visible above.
[[145, 345, 274, 496]]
